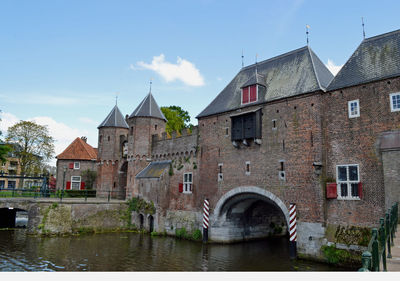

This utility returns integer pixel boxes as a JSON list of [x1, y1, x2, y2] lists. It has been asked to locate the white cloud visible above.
[[0, 112, 96, 167], [325, 59, 343, 76], [79, 117, 98, 125], [136, 54, 205, 87]]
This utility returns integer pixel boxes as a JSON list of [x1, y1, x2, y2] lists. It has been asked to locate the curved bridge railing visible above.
[[359, 202, 398, 271]]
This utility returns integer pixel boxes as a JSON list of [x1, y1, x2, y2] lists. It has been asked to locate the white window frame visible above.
[[390, 92, 400, 112], [218, 163, 223, 182], [183, 173, 192, 194], [336, 164, 360, 200], [71, 176, 81, 190], [74, 162, 80, 170], [245, 161, 251, 176], [241, 85, 258, 105], [348, 99, 360, 118]]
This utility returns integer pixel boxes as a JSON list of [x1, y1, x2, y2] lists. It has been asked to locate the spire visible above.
[[306, 24, 310, 45], [129, 91, 167, 121], [98, 105, 129, 129], [362, 17, 366, 39]]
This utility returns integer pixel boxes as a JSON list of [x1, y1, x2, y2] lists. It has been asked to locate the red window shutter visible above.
[[80, 182, 85, 190], [326, 183, 337, 199], [242, 87, 249, 104], [358, 182, 362, 199], [69, 163, 74, 169], [66, 181, 71, 190], [250, 85, 257, 102], [179, 183, 183, 193]]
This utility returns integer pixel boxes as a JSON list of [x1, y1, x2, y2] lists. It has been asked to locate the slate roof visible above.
[[197, 46, 334, 118], [242, 72, 266, 88], [136, 160, 171, 178], [56, 137, 98, 160], [129, 92, 167, 121], [98, 105, 129, 129], [327, 29, 400, 91]]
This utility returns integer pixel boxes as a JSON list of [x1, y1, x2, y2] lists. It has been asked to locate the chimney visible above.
[[81, 136, 87, 143]]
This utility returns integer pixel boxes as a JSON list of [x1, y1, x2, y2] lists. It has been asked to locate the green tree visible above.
[[6, 121, 55, 180], [81, 169, 97, 189], [0, 111, 11, 164], [160, 106, 193, 134]]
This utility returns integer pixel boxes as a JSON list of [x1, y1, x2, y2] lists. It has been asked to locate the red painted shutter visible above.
[[179, 183, 183, 193], [69, 163, 74, 169], [242, 87, 249, 104], [326, 183, 337, 199], [358, 182, 362, 199], [250, 85, 257, 102], [66, 181, 71, 190], [80, 182, 85, 190]]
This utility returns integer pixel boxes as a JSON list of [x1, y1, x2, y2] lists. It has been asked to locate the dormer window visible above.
[[242, 85, 257, 105]]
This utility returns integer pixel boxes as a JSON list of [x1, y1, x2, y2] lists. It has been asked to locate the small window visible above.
[[336, 164, 360, 199], [225, 128, 229, 136], [218, 163, 223, 181], [241, 85, 258, 105], [279, 160, 286, 181], [74, 162, 80, 170], [245, 161, 250, 176], [130, 127, 134, 135], [8, 181, 16, 188], [348, 99, 360, 118], [272, 119, 277, 130], [99, 135, 103, 143], [183, 173, 192, 194], [71, 176, 81, 190], [108, 136, 110, 141], [0, 180, 5, 188], [390, 93, 400, 112], [155, 124, 158, 130]]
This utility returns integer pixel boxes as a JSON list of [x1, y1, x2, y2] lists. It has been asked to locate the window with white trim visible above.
[[218, 163, 223, 181], [183, 173, 192, 193], [336, 164, 360, 199], [74, 162, 80, 170], [348, 99, 360, 118], [71, 176, 81, 190], [390, 93, 400, 112], [241, 85, 258, 105]]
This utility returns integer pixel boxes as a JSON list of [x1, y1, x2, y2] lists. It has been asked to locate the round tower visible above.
[[126, 91, 167, 198], [97, 105, 129, 199]]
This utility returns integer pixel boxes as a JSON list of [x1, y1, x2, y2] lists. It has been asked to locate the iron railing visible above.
[[0, 188, 98, 202], [359, 202, 398, 271]]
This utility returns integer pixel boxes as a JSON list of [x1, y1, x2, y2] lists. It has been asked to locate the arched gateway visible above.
[[210, 186, 290, 242]]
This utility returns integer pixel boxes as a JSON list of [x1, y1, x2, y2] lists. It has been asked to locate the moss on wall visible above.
[[325, 224, 371, 247], [321, 245, 361, 268]]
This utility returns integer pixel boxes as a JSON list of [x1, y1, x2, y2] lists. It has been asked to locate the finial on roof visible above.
[[149, 78, 153, 93], [306, 24, 310, 45], [115, 92, 119, 106], [255, 53, 258, 75], [361, 17, 366, 39], [241, 49, 244, 68]]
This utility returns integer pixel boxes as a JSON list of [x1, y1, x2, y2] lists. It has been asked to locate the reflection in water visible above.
[[0, 230, 343, 271]]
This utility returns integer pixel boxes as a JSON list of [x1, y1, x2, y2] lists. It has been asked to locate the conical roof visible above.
[[98, 105, 129, 129], [129, 92, 167, 121]]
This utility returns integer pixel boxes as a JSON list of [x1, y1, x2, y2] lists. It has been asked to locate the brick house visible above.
[[56, 137, 97, 191], [94, 29, 400, 258]]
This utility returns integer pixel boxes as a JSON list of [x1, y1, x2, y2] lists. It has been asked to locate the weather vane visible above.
[[241, 49, 244, 68], [362, 17, 366, 39], [306, 25, 310, 45], [149, 78, 153, 93], [115, 92, 119, 105]]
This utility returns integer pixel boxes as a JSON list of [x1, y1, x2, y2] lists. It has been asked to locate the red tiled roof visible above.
[[56, 137, 98, 160]]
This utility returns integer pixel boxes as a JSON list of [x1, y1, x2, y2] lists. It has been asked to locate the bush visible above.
[[191, 229, 202, 240], [175, 228, 189, 239]]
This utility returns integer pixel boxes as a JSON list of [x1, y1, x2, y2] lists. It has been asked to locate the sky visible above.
[[1, 0, 400, 166]]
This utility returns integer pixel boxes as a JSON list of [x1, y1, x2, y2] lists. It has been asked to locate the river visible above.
[[0, 230, 345, 271]]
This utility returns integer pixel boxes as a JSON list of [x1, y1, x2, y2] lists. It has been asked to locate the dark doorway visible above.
[[0, 208, 17, 228], [148, 215, 154, 233], [139, 214, 144, 229]]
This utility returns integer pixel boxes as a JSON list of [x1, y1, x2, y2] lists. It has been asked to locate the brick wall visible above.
[[198, 91, 326, 224], [56, 159, 96, 190], [322, 77, 400, 226]]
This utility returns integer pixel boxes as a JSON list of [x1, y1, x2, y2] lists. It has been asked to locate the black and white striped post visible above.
[[289, 203, 297, 259], [203, 198, 210, 243]]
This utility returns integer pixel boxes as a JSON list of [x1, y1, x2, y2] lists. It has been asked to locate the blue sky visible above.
[[1, 0, 400, 165]]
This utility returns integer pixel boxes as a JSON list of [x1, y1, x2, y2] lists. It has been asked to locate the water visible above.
[[0, 230, 344, 271]]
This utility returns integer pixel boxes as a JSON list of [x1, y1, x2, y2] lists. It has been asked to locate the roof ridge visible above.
[[241, 46, 308, 71], [79, 138, 96, 159], [364, 29, 400, 42], [307, 47, 323, 91]]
